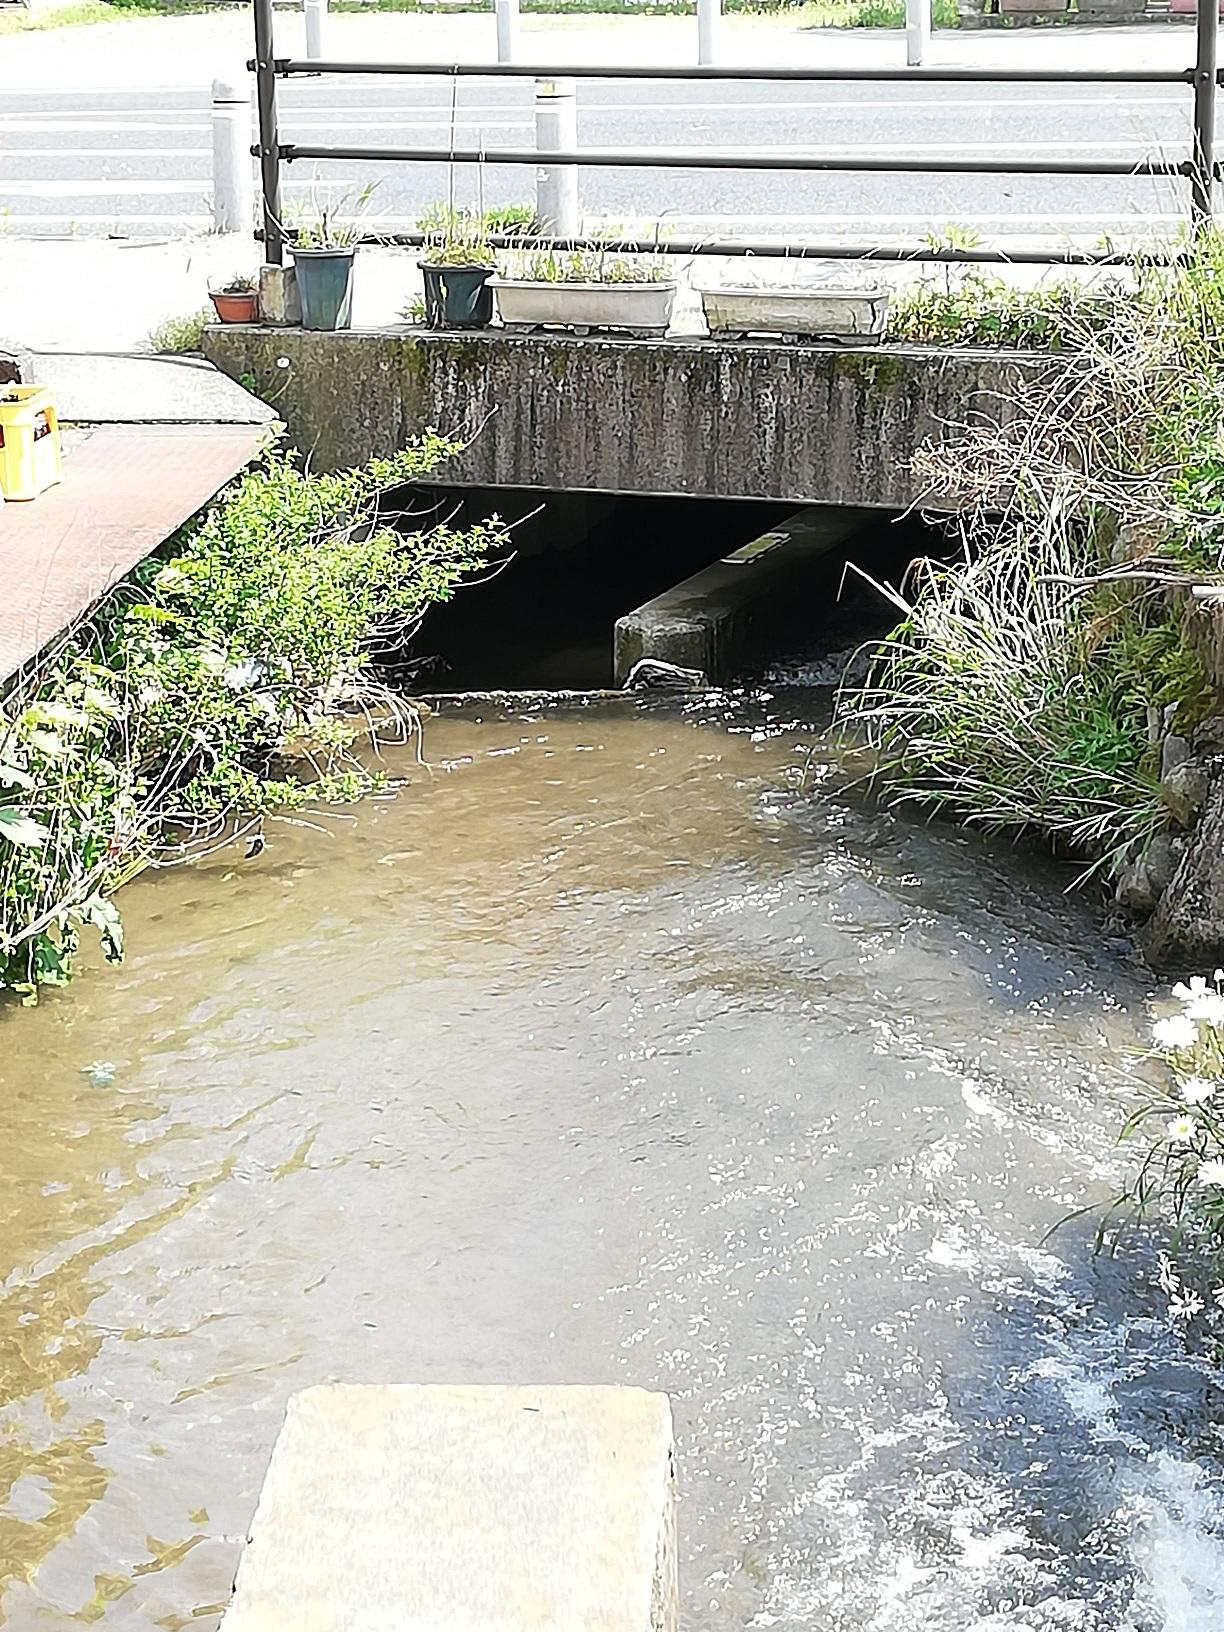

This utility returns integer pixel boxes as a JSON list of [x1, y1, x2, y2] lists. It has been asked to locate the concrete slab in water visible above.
[[615, 507, 869, 685], [221, 1383, 677, 1632]]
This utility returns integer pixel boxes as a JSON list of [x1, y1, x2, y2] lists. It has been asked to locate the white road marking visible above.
[[3, 147, 212, 157], [0, 211, 1189, 228]]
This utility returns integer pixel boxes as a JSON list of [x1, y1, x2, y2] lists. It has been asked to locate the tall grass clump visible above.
[[838, 514, 1177, 872], [0, 440, 505, 1001], [835, 230, 1224, 876]]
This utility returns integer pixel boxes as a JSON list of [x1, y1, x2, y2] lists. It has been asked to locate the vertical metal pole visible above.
[[212, 72, 254, 233], [495, 0, 518, 63], [534, 77, 578, 238], [697, 0, 719, 65], [905, 0, 930, 68], [304, 0, 326, 59], [253, 0, 284, 264], [1192, 0, 1218, 228]]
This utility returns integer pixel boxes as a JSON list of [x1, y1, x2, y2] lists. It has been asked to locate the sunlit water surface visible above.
[[2, 688, 1223, 1631]]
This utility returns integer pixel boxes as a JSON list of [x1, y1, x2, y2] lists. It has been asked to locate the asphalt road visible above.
[[0, 69, 1200, 243]]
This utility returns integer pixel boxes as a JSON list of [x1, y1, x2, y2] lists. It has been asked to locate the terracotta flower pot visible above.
[[210, 290, 258, 324]]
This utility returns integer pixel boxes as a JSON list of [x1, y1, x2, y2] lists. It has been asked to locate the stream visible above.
[[3, 682, 1224, 1630]]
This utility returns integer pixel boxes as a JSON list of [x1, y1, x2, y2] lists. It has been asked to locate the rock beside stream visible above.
[[1144, 768, 1224, 968]]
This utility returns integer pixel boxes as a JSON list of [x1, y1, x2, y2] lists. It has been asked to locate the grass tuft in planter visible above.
[[419, 211, 497, 329], [492, 247, 676, 336]]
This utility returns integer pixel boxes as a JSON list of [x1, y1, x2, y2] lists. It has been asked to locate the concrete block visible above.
[[221, 1383, 677, 1632], [258, 263, 301, 327], [615, 507, 868, 685]]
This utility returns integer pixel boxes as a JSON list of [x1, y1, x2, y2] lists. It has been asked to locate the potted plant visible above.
[[209, 274, 258, 325], [419, 211, 497, 329], [492, 248, 676, 336], [699, 268, 889, 343], [285, 184, 377, 333]]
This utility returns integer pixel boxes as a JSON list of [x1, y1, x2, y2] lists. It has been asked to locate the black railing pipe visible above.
[[1193, 0, 1219, 224], [280, 142, 1183, 178], [275, 58, 1194, 85], [253, 0, 284, 263], [314, 233, 1183, 267]]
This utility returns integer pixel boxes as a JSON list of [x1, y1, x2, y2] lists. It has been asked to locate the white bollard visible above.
[[534, 77, 579, 238], [697, 0, 719, 66], [211, 73, 254, 235], [495, 0, 519, 63], [305, 0, 327, 60], [905, 0, 930, 67]]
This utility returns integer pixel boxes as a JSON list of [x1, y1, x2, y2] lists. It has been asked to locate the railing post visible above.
[[253, 0, 284, 264], [534, 77, 578, 237], [905, 0, 930, 68], [495, 0, 518, 63], [304, 0, 327, 60], [212, 71, 253, 234], [697, 0, 719, 65], [1192, 0, 1218, 228]]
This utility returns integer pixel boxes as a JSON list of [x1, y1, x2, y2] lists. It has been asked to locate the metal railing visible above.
[[250, 0, 1220, 268]]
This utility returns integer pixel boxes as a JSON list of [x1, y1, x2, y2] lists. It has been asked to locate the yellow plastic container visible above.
[[0, 386, 62, 501]]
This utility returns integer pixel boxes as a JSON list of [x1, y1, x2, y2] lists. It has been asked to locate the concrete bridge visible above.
[[203, 327, 1050, 513]]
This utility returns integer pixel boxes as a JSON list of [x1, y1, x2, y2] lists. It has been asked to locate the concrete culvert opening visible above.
[[389, 484, 953, 693]]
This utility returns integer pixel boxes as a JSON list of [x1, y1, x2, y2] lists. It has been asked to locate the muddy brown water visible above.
[[2, 690, 1224, 1631]]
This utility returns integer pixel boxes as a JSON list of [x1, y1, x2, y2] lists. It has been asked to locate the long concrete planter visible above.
[[492, 279, 677, 335], [701, 284, 889, 343]]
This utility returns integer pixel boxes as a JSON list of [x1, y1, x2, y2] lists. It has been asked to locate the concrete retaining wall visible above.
[[203, 326, 1053, 510]]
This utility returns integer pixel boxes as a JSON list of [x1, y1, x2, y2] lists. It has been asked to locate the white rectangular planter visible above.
[[701, 285, 889, 343], [492, 279, 677, 335]]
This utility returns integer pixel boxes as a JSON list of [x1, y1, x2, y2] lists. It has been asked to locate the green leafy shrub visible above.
[[149, 309, 211, 354], [887, 271, 1118, 352], [0, 440, 504, 1001]]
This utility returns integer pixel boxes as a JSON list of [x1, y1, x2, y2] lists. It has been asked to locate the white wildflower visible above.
[[1170, 1290, 1204, 1321], [223, 658, 264, 691], [1188, 992, 1224, 1027], [1173, 977, 1211, 1004], [1196, 1158, 1224, 1187], [1168, 1115, 1198, 1143], [1153, 1014, 1199, 1052], [1171, 977, 1224, 1026], [1181, 1077, 1217, 1106], [1157, 1254, 1180, 1295]]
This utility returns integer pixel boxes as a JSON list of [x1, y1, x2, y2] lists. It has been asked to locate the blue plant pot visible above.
[[421, 264, 494, 329], [289, 245, 357, 332]]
